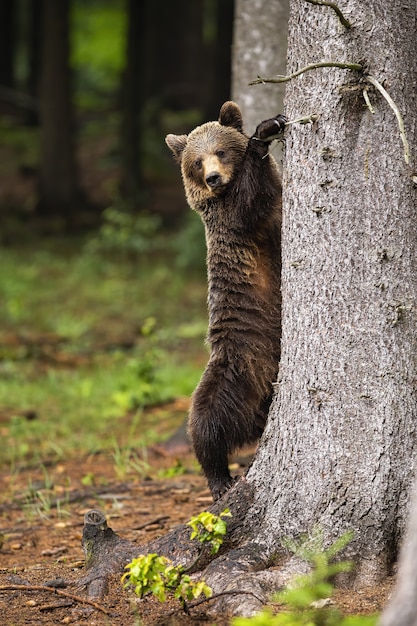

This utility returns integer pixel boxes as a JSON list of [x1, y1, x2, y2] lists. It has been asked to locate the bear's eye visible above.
[[216, 150, 225, 158], [195, 159, 202, 169]]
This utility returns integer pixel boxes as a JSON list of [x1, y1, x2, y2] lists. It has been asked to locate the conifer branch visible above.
[[304, 0, 352, 29]]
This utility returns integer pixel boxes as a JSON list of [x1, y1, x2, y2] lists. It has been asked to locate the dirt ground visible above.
[[0, 416, 394, 626]]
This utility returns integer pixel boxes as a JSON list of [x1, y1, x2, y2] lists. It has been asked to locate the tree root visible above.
[[201, 545, 273, 616], [78, 479, 257, 603], [77, 491, 390, 618], [78, 509, 140, 599], [201, 550, 312, 616], [77, 495, 307, 618]]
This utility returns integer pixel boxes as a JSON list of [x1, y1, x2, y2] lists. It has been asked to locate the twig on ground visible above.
[[0, 584, 111, 616]]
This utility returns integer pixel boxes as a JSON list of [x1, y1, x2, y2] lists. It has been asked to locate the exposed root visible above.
[[201, 543, 273, 616], [78, 480, 256, 601], [77, 501, 393, 618], [204, 580, 266, 617], [76, 485, 316, 617], [201, 551, 312, 617], [78, 510, 140, 599], [255, 556, 311, 589]]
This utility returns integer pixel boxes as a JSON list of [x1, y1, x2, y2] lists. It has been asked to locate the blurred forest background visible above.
[[0, 0, 234, 237], [0, 0, 287, 470]]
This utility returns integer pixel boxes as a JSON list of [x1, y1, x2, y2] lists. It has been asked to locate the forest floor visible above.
[[0, 421, 394, 626]]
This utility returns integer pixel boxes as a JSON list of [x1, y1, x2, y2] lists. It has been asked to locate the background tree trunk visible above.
[[26, 0, 42, 126], [38, 0, 81, 219], [244, 0, 417, 584], [204, 0, 234, 120], [144, 0, 206, 111], [232, 0, 289, 133], [120, 0, 145, 205], [0, 0, 15, 90]]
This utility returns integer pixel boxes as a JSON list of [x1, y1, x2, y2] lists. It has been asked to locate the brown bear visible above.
[[166, 101, 286, 500]]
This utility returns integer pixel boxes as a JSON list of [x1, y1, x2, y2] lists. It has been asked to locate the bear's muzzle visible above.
[[205, 172, 223, 189]]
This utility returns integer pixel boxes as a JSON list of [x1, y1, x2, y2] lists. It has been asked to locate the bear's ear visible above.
[[165, 134, 188, 163], [218, 101, 243, 132]]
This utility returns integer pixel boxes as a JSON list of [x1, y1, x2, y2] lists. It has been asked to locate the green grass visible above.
[[0, 240, 207, 468]]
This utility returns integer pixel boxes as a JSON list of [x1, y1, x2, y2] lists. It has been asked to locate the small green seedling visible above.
[[122, 553, 211, 611], [187, 507, 232, 554], [122, 509, 231, 612]]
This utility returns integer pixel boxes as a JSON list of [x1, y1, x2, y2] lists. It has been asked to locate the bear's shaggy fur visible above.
[[166, 101, 285, 500]]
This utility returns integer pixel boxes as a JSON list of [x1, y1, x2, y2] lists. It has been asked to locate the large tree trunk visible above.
[[232, 0, 289, 132], [78, 0, 417, 618], [245, 0, 417, 585]]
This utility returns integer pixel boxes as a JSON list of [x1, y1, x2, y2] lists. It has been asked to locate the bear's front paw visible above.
[[254, 114, 287, 143]]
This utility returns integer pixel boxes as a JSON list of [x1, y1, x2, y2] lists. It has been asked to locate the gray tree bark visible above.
[[79, 0, 417, 618], [232, 0, 289, 133], [245, 0, 417, 586]]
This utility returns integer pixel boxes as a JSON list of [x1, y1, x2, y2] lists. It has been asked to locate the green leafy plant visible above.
[[122, 553, 211, 612], [232, 530, 378, 626], [187, 508, 232, 555], [109, 318, 164, 413], [122, 508, 232, 612], [0, 243, 206, 468]]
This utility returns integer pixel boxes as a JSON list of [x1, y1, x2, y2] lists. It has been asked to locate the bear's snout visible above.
[[205, 172, 222, 189]]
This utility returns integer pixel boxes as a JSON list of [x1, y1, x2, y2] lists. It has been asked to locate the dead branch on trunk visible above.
[[251, 61, 411, 165], [366, 75, 410, 164], [304, 0, 352, 29], [249, 61, 363, 85]]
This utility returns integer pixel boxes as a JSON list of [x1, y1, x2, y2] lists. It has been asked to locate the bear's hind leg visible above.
[[192, 429, 235, 501], [188, 360, 246, 500]]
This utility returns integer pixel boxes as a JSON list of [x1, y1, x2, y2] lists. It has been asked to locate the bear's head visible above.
[[165, 101, 248, 211]]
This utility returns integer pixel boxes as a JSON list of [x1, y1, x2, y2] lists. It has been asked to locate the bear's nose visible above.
[[205, 172, 222, 188]]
